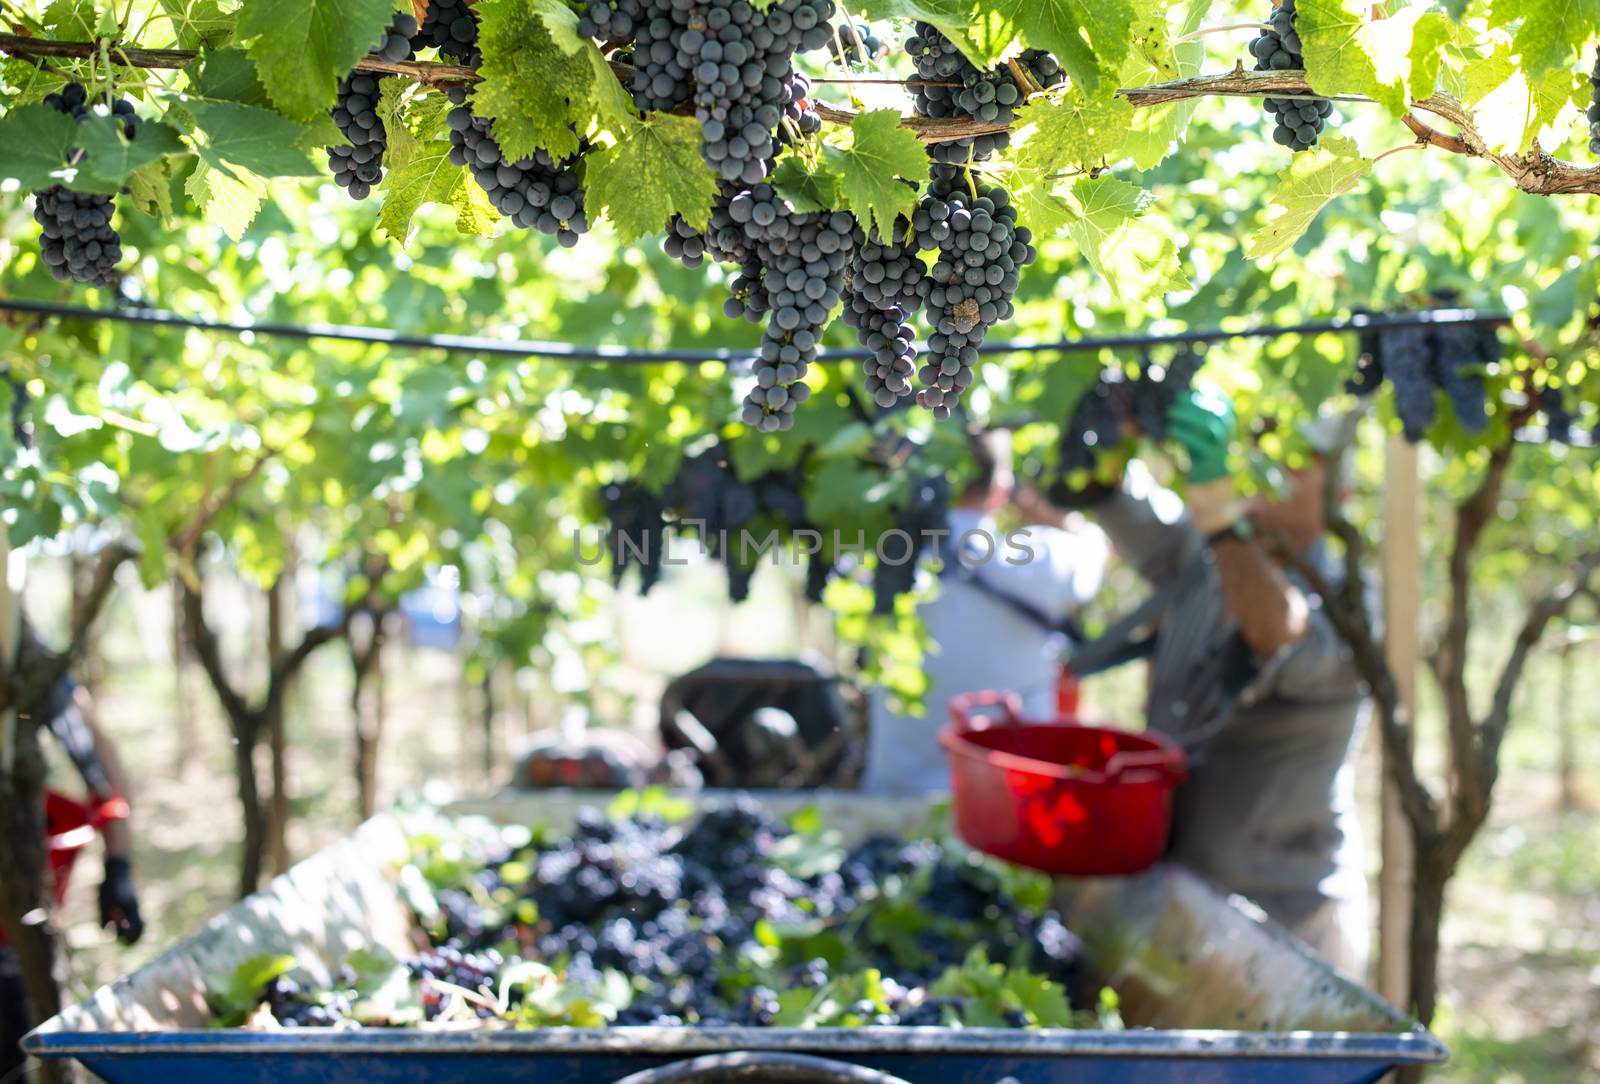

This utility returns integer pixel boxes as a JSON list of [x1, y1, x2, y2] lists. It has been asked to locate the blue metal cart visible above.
[[27, 790, 1446, 1084]]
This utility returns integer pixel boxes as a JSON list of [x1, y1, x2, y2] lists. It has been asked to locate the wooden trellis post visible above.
[[1378, 434, 1419, 1007]]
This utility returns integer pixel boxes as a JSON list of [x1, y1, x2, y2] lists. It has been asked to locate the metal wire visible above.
[[0, 297, 1513, 365]]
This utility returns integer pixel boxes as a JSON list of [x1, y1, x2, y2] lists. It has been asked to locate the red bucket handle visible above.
[[949, 690, 1024, 734], [948, 691, 1187, 786]]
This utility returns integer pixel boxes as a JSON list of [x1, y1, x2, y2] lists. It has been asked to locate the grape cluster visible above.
[[1588, 54, 1600, 155], [1056, 349, 1210, 475], [262, 974, 356, 1029], [405, 798, 1087, 1029], [844, 218, 925, 407], [601, 481, 668, 591], [906, 26, 1061, 165], [447, 91, 590, 246], [914, 170, 1035, 418], [829, 20, 881, 66], [326, 15, 417, 201], [418, 0, 481, 66], [1348, 316, 1499, 441], [580, 0, 835, 184], [31, 84, 137, 287], [1249, 1, 1331, 151], [722, 187, 854, 431]]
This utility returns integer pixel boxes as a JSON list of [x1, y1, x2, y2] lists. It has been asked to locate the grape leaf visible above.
[[856, 0, 1020, 69], [532, 0, 637, 126], [74, 117, 188, 192], [451, 173, 501, 238], [186, 101, 322, 177], [377, 141, 464, 245], [237, 0, 395, 121], [1467, 57, 1583, 154], [1488, 0, 1600, 83], [1012, 88, 1132, 173], [771, 155, 841, 213], [475, 0, 596, 161], [126, 159, 176, 218], [184, 157, 269, 240], [1245, 135, 1372, 260], [587, 115, 718, 242], [997, 0, 1133, 91], [1119, 0, 1207, 170], [1298, 0, 1452, 115], [819, 111, 928, 239], [1064, 176, 1188, 301], [157, 0, 233, 49], [186, 48, 272, 108], [0, 103, 80, 189]]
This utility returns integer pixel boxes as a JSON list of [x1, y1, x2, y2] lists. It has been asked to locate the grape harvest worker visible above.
[[1070, 390, 1370, 975], [863, 430, 1109, 794], [1, 675, 143, 1080]]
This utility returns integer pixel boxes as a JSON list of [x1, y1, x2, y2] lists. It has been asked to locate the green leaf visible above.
[[0, 104, 80, 189], [237, 0, 395, 120], [1489, 0, 1600, 83], [187, 101, 322, 177], [475, 0, 598, 161], [451, 174, 501, 238], [377, 142, 465, 245], [587, 115, 718, 242], [187, 48, 272, 108], [126, 159, 175, 217], [1245, 135, 1372, 260], [1012, 88, 1132, 173], [771, 155, 841, 213], [74, 117, 187, 192], [184, 156, 269, 240], [820, 110, 928, 239], [998, 0, 1133, 91], [1298, 2, 1454, 116], [1064, 177, 1188, 301], [1465, 57, 1582, 153], [208, 953, 296, 1025], [532, 0, 637, 125], [1117, 0, 1203, 169], [856, 0, 1020, 69]]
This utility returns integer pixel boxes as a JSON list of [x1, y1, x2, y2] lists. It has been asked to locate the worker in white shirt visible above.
[[862, 431, 1109, 795]]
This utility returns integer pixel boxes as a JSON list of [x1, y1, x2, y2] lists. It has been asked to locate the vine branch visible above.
[[1119, 68, 1600, 196], [8, 33, 1600, 193]]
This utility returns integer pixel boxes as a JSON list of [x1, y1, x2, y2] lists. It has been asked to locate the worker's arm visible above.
[[77, 692, 132, 860], [49, 682, 143, 944], [1170, 396, 1308, 661]]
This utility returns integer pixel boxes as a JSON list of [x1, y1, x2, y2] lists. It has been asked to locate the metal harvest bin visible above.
[[27, 790, 1446, 1083]]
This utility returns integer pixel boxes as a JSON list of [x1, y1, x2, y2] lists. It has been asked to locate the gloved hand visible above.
[[1165, 386, 1237, 486], [99, 856, 144, 945]]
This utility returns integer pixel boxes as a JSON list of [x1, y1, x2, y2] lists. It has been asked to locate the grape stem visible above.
[[1173, 22, 1273, 43], [1372, 141, 1424, 164], [1005, 57, 1042, 98]]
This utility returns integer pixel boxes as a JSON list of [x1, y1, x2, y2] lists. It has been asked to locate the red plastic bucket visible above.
[[940, 690, 1186, 876]]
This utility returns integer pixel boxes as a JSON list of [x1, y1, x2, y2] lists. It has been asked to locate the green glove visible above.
[[1166, 386, 1236, 485]]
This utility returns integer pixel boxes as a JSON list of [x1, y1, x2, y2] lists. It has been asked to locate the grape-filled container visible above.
[[27, 789, 1445, 1084]]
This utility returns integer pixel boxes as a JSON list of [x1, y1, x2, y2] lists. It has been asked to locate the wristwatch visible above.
[[1206, 517, 1255, 548]]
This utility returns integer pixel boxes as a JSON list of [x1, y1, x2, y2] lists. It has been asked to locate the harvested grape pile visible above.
[[212, 797, 1113, 1031]]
